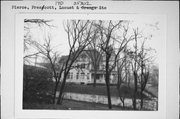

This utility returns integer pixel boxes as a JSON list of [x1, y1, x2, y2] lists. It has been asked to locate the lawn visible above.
[[23, 99, 132, 110], [64, 83, 119, 96], [23, 83, 155, 110], [63, 83, 149, 99]]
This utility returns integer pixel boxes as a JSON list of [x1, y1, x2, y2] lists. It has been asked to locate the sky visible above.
[[24, 15, 164, 65]]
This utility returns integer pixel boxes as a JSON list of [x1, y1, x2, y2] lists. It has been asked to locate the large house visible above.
[[59, 49, 118, 84]]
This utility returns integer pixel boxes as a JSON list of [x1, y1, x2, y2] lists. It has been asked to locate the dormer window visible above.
[[81, 54, 86, 62]]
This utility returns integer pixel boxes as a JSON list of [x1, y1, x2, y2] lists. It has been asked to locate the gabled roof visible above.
[[85, 49, 101, 57], [59, 55, 69, 63], [85, 49, 103, 62], [59, 49, 102, 63]]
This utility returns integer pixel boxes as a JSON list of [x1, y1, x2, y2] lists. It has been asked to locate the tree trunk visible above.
[[105, 58, 112, 109], [93, 69, 97, 87], [57, 74, 67, 104], [117, 85, 126, 109], [122, 99, 125, 109], [105, 77, 112, 109], [140, 90, 143, 109], [133, 71, 137, 110], [140, 65, 144, 109], [53, 82, 58, 104]]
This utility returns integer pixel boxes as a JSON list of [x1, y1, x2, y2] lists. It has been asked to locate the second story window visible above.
[[86, 64, 89, 70], [81, 63, 86, 69], [101, 64, 105, 70], [81, 54, 86, 62]]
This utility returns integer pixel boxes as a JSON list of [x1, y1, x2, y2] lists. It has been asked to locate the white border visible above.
[[1, 1, 179, 119]]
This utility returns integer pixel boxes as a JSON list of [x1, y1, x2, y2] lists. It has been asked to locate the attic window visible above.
[[81, 54, 86, 62]]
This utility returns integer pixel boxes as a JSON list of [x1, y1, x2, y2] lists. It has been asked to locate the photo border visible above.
[[1, 1, 179, 119]]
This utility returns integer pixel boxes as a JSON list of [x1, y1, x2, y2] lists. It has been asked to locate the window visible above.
[[56, 72, 59, 76], [87, 64, 89, 69], [87, 73, 89, 80], [82, 57, 86, 62], [92, 74, 100, 80], [81, 54, 86, 62], [76, 73, 79, 80], [67, 73, 70, 79], [81, 72, 85, 79], [101, 64, 105, 70], [70, 72, 73, 79], [76, 64, 80, 68]]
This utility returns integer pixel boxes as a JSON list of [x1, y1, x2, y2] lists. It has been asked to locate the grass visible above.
[[23, 82, 154, 110], [64, 83, 119, 96], [63, 83, 149, 99], [23, 99, 133, 110]]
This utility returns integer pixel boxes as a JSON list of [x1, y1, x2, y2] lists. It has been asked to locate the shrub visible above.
[[23, 65, 54, 104]]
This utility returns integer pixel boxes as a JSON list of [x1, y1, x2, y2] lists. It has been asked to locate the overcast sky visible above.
[[24, 14, 164, 65]]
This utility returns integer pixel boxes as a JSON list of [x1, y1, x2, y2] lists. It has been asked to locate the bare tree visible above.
[[56, 20, 94, 104], [96, 20, 133, 109], [125, 27, 150, 110], [30, 35, 65, 104], [86, 25, 103, 87], [23, 19, 53, 64], [115, 23, 137, 109], [132, 28, 139, 110], [116, 46, 133, 109], [24, 19, 53, 27], [116, 56, 126, 108], [23, 19, 63, 104], [138, 40, 154, 109], [128, 27, 155, 110]]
